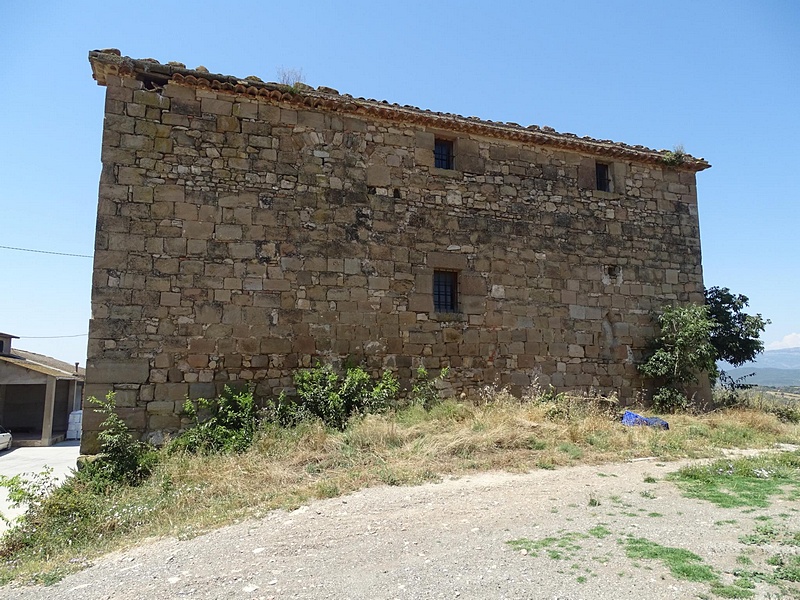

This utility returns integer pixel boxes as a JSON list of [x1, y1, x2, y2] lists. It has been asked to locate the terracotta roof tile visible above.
[[88, 49, 710, 172]]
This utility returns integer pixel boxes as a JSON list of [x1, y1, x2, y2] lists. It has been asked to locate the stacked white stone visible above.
[[66, 410, 82, 440]]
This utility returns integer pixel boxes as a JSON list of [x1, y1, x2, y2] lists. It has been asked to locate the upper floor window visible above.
[[434, 139, 454, 170], [596, 162, 611, 192], [433, 270, 458, 312]]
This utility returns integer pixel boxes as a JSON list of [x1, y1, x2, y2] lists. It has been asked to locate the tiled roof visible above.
[[0, 349, 84, 380], [89, 49, 710, 172]]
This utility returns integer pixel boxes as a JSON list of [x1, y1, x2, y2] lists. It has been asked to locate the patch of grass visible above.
[[709, 583, 754, 598], [740, 523, 799, 547], [643, 475, 658, 483], [640, 490, 656, 499], [510, 526, 617, 563], [647, 512, 664, 518], [669, 451, 800, 508], [508, 531, 589, 560], [588, 525, 612, 538], [624, 537, 717, 582], [558, 442, 583, 459], [771, 553, 800, 582]]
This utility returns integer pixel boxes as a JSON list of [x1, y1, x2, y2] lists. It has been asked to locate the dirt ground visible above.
[[5, 453, 800, 600]]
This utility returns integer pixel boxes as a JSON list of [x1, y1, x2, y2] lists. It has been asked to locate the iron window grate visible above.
[[433, 270, 458, 312], [596, 162, 611, 192], [434, 139, 454, 170]]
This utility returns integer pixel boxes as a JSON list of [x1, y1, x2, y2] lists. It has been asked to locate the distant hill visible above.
[[721, 347, 800, 387]]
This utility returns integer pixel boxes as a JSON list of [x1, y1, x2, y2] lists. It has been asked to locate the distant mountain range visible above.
[[722, 347, 800, 387]]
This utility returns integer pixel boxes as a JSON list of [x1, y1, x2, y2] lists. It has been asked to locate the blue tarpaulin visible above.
[[621, 410, 669, 430]]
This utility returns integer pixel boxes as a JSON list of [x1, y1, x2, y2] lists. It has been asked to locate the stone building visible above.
[[83, 49, 709, 451]]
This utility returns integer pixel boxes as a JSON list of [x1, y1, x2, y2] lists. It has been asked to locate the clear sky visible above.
[[1, 0, 798, 365]]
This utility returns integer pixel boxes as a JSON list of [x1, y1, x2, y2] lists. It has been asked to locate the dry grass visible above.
[[3, 390, 799, 583], [131, 394, 800, 538]]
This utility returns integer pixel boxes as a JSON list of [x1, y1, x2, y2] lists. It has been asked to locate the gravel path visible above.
[[6, 454, 799, 600]]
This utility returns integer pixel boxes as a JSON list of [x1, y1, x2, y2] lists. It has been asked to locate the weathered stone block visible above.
[[366, 165, 391, 186], [408, 293, 433, 313], [154, 383, 189, 401], [201, 97, 233, 116], [86, 359, 150, 384], [427, 252, 467, 270]]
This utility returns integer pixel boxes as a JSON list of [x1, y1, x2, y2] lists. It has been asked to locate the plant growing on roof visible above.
[[276, 66, 306, 93], [661, 144, 686, 167]]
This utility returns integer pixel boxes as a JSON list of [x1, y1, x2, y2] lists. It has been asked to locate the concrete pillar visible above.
[[41, 376, 56, 445]]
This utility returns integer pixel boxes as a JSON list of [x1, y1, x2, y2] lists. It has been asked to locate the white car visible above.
[[0, 425, 11, 451]]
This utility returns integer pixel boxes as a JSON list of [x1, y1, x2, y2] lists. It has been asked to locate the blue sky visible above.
[[1, 0, 798, 365]]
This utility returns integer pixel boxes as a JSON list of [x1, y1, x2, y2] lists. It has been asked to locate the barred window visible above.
[[434, 139, 454, 170], [433, 270, 458, 312], [596, 162, 611, 192]]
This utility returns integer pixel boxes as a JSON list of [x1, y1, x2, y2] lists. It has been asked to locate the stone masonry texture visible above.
[[83, 49, 710, 452]]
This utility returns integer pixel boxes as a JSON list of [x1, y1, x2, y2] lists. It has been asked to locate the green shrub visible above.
[[0, 472, 104, 561], [287, 363, 399, 430], [409, 365, 449, 409], [639, 304, 716, 412], [652, 387, 692, 413], [0, 393, 157, 562], [768, 402, 800, 424], [81, 393, 158, 490], [169, 386, 258, 454]]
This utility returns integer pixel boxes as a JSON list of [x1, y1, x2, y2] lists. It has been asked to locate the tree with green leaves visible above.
[[704, 286, 770, 368], [640, 287, 769, 411], [639, 304, 717, 411]]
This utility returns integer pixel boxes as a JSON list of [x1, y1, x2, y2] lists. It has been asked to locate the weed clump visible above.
[[268, 363, 399, 430], [82, 393, 159, 489], [169, 386, 257, 455], [0, 393, 158, 569], [410, 365, 449, 409]]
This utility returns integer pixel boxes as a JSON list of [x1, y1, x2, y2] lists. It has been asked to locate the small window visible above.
[[596, 162, 611, 192], [434, 139, 454, 170], [433, 270, 458, 312]]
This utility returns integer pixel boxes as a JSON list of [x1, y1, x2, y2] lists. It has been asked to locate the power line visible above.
[[17, 334, 88, 339], [0, 245, 92, 259]]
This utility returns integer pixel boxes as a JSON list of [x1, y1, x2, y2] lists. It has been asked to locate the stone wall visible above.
[[83, 51, 707, 452]]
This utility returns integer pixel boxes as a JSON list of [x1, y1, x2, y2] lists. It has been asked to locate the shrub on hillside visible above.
[[80, 393, 158, 489], [269, 363, 399, 430], [169, 386, 258, 454]]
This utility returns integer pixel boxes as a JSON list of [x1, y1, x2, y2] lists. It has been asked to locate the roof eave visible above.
[[89, 49, 711, 173]]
